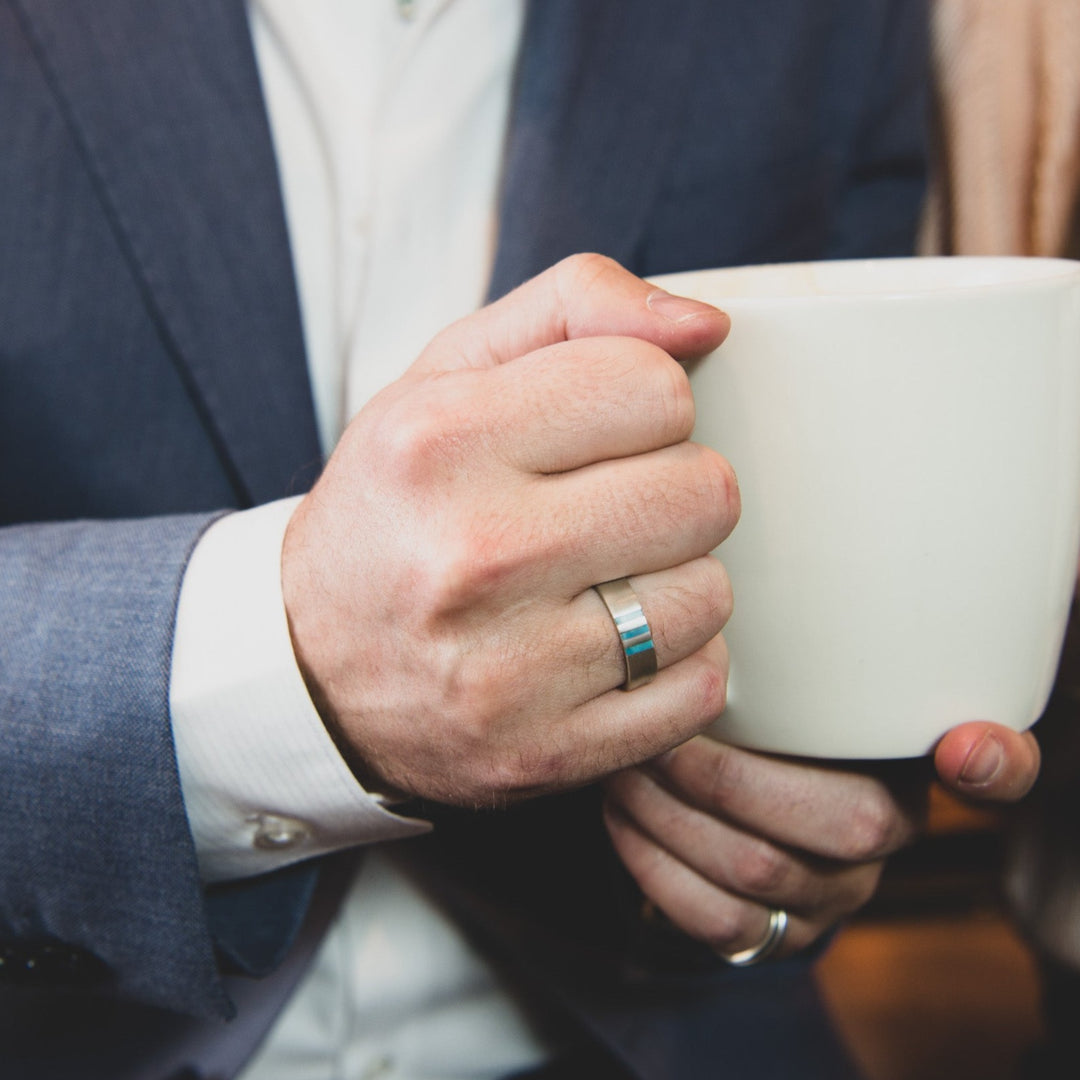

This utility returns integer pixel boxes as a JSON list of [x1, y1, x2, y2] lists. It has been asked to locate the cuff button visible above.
[[250, 812, 310, 851]]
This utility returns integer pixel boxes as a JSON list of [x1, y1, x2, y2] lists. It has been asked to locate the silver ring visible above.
[[719, 908, 789, 967], [593, 578, 658, 691]]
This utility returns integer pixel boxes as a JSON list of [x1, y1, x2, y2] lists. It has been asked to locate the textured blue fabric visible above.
[[1, 0, 322, 519], [0, 0, 928, 1075], [488, 0, 927, 297], [0, 514, 227, 1016], [0, 0, 324, 1025]]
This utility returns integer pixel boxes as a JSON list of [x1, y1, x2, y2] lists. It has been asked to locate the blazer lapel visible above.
[[17, 0, 710, 490], [489, 0, 712, 299], [13, 0, 322, 505]]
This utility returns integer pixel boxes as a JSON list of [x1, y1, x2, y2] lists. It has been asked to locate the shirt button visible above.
[[250, 812, 310, 851]]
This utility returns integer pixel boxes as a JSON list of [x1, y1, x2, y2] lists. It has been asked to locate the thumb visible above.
[[411, 252, 729, 374], [934, 721, 1041, 803]]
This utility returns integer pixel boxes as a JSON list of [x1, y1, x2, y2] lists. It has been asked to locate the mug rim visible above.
[[652, 255, 1080, 306]]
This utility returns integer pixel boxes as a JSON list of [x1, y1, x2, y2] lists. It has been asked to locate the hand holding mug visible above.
[[282, 255, 738, 806], [605, 723, 1040, 961]]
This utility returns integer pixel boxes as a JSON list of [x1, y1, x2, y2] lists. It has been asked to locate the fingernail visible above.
[[646, 288, 719, 323], [959, 732, 1004, 786]]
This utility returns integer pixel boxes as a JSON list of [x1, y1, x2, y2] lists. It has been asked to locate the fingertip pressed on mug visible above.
[[654, 257, 1080, 759]]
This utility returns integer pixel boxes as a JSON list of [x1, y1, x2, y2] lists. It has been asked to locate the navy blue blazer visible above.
[[0, 1, 927, 1076]]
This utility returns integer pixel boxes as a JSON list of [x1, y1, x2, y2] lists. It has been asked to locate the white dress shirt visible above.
[[170, 2, 561, 1077]]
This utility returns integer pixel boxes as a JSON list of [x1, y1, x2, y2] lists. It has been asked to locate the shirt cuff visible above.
[[170, 497, 430, 883]]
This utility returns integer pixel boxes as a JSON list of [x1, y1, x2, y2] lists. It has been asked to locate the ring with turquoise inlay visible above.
[[593, 577, 658, 691]]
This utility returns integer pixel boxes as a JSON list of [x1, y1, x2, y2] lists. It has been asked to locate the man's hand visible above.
[[604, 722, 1041, 959], [603, 736, 919, 959], [282, 254, 738, 806]]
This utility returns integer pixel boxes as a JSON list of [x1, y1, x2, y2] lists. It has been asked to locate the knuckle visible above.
[[701, 740, 742, 814], [703, 909, 746, 953], [424, 640, 481, 724], [699, 447, 741, 529], [414, 549, 467, 617], [836, 790, 900, 861], [712, 564, 734, 627], [844, 863, 886, 913], [731, 841, 789, 896], [371, 375, 489, 487], [692, 657, 728, 723], [436, 530, 512, 604], [423, 515, 537, 611], [557, 251, 620, 294], [674, 446, 741, 553], [372, 395, 456, 484], [416, 633, 510, 734], [649, 351, 696, 437], [687, 558, 734, 632], [651, 571, 725, 654], [459, 642, 527, 722], [630, 853, 668, 902]]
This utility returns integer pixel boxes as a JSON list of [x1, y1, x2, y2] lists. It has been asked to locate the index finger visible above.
[[411, 253, 729, 375], [651, 736, 921, 862], [486, 335, 697, 473]]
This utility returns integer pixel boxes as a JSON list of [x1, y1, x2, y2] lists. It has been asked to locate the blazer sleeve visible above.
[[0, 513, 238, 1018], [0, 0, 329, 1021]]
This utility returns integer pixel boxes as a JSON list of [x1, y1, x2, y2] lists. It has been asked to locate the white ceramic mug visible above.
[[653, 257, 1080, 758]]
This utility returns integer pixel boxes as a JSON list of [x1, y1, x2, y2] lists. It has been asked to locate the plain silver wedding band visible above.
[[719, 907, 789, 967], [593, 578, 658, 691]]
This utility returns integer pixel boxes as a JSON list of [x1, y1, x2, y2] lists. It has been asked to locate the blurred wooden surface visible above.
[[816, 786, 1044, 1080], [817, 911, 1043, 1080]]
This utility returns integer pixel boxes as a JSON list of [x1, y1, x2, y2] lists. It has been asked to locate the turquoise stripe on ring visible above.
[[593, 578, 658, 691]]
